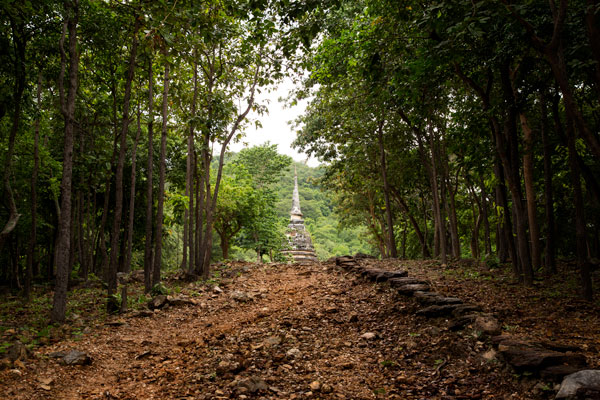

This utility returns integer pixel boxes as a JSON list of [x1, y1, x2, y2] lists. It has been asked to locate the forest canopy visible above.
[[0, 0, 599, 327]]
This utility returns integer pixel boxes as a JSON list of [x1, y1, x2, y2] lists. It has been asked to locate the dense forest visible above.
[[292, 0, 600, 300], [0, 0, 599, 328]]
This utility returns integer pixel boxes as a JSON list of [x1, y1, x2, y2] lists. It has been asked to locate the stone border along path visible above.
[[334, 256, 599, 399]]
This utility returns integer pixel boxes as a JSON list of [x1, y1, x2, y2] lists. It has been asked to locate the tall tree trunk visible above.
[[187, 57, 198, 272], [480, 177, 492, 256], [565, 117, 593, 300], [143, 57, 155, 293], [390, 188, 430, 257], [377, 122, 397, 258], [0, 17, 26, 251], [541, 92, 557, 276], [25, 72, 42, 301], [428, 131, 447, 265], [51, 2, 80, 323], [124, 103, 142, 274], [152, 60, 170, 286], [108, 16, 139, 299], [519, 112, 542, 273]]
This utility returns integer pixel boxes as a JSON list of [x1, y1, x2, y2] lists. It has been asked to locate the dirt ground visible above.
[[2, 259, 599, 399]]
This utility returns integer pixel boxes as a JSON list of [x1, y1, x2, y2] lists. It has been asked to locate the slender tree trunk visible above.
[[187, 57, 198, 273], [25, 73, 42, 301], [565, 117, 593, 300], [541, 92, 557, 276], [377, 122, 397, 258], [108, 17, 139, 299], [143, 57, 155, 292], [390, 189, 430, 257], [480, 177, 492, 256], [428, 131, 447, 265], [124, 103, 142, 274], [0, 18, 26, 251], [152, 60, 170, 286], [519, 112, 542, 273], [51, 3, 80, 323]]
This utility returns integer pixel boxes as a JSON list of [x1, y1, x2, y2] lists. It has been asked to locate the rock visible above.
[[541, 365, 587, 383], [213, 286, 223, 293], [231, 291, 252, 302], [556, 370, 600, 399], [416, 295, 463, 306], [500, 345, 586, 372], [416, 304, 463, 317], [148, 294, 168, 310], [6, 341, 28, 362], [286, 348, 301, 358], [396, 284, 430, 295], [321, 383, 333, 394], [388, 277, 428, 287], [324, 306, 338, 314], [167, 296, 196, 307], [216, 360, 241, 375], [234, 376, 268, 393], [335, 256, 355, 266], [451, 304, 482, 317], [105, 319, 126, 327], [309, 381, 321, 391], [482, 349, 498, 362], [448, 314, 479, 331], [130, 309, 154, 318], [62, 350, 92, 365], [360, 332, 377, 340], [264, 336, 282, 346], [9, 368, 22, 377], [348, 313, 359, 323], [474, 315, 501, 336]]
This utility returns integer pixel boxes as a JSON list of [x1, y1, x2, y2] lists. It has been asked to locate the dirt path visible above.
[[5, 262, 544, 399]]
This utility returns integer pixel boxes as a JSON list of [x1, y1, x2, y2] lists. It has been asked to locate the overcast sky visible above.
[[228, 77, 320, 167]]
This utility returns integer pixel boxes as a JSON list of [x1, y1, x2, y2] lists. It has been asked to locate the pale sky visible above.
[[229, 77, 320, 167]]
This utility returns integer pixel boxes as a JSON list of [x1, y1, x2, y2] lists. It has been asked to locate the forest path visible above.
[[9, 262, 534, 399]]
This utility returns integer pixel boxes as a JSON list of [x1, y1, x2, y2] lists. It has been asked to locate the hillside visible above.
[[272, 161, 372, 260]]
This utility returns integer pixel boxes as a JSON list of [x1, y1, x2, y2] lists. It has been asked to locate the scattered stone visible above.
[[147, 294, 168, 310], [5, 341, 28, 362], [321, 383, 333, 393], [231, 291, 252, 302], [541, 365, 587, 382], [474, 315, 501, 336], [264, 336, 282, 346], [324, 305, 338, 314], [360, 332, 377, 340], [396, 284, 430, 295], [448, 314, 478, 331], [286, 348, 301, 358], [62, 350, 92, 366], [234, 376, 268, 393], [451, 304, 482, 317], [216, 360, 241, 375], [416, 304, 463, 317], [417, 295, 463, 306], [500, 345, 586, 372], [167, 295, 197, 307], [556, 370, 600, 399], [309, 381, 321, 391], [482, 349, 498, 362], [130, 309, 154, 318], [213, 286, 223, 294], [9, 368, 22, 377], [105, 319, 126, 327], [388, 277, 428, 287]]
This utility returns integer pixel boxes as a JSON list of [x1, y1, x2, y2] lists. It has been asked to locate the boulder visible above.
[[450, 304, 482, 317], [541, 365, 587, 383], [234, 376, 268, 393], [231, 291, 253, 302], [556, 370, 600, 399], [474, 315, 501, 336]]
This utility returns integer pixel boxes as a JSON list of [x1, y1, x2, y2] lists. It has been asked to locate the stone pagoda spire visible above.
[[282, 166, 318, 263], [290, 166, 303, 220]]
